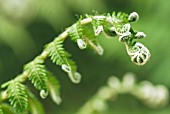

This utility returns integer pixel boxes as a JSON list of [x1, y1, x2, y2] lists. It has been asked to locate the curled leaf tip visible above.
[[77, 39, 87, 49], [94, 25, 103, 36], [61, 64, 71, 73], [68, 72, 81, 84], [40, 90, 48, 99], [135, 32, 146, 39], [126, 42, 151, 65], [128, 12, 139, 22]]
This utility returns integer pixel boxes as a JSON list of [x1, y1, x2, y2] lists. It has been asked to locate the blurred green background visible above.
[[0, 0, 170, 114]]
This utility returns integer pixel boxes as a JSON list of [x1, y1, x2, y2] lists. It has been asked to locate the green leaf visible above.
[[47, 72, 62, 105], [7, 80, 28, 113], [27, 89, 45, 114], [24, 57, 48, 98]]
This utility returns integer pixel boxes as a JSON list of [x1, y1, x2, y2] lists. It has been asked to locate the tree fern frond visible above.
[[7, 80, 28, 113], [46, 72, 62, 105], [27, 89, 45, 114], [24, 57, 48, 98]]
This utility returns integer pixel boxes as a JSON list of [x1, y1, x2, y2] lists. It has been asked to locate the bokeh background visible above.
[[0, 0, 170, 114]]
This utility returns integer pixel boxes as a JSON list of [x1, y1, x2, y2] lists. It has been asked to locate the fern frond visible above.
[[62, 59, 81, 83], [69, 19, 83, 41], [45, 38, 69, 66], [7, 80, 28, 113], [45, 38, 81, 83], [27, 89, 45, 114], [24, 57, 48, 98], [47, 72, 62, 105], [67, 60, 81, 83], [69, 18, 87, 49]]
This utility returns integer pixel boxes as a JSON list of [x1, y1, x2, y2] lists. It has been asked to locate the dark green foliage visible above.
[[7, 81, 28, 113]]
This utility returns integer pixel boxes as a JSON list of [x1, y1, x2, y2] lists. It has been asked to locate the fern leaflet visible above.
[[24, 57, 48, 98], [45, 38, 69, 65], [69, 19, 87, 49], [7, 80, 28, 113]]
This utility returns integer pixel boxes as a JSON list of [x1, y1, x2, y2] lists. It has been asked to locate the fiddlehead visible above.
[[0, 11, 151, 113], [126, 42, 151, 65]]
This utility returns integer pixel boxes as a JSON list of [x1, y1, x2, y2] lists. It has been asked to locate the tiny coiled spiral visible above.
[[126, 42, 151, 65]]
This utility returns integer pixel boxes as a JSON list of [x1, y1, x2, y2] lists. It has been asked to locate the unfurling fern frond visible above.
[[47, 72, 62, 105], [62, 59, 81, 83], [69, 18, 87, 49], [7, 80, 28, 113], [24, 57, 48, 98], [45, 38, 81, 83], [125, 42, 151, 65], [67, 60, 81, 83]]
